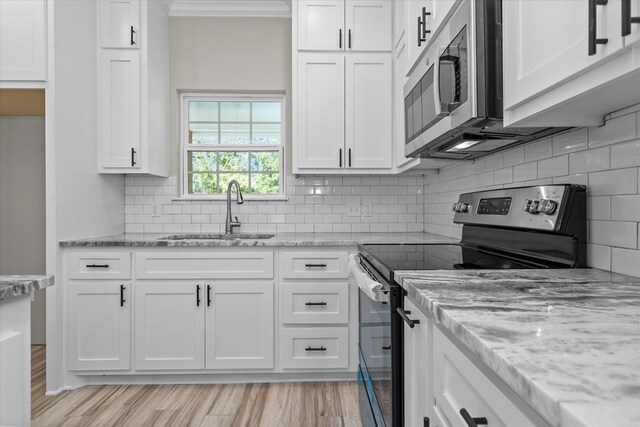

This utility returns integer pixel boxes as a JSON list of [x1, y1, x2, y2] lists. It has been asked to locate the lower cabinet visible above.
[[402, 297, 431, 427], [68, 282, 131, 371], [280, 327, 349, 369], [134, 281, 274, 371]]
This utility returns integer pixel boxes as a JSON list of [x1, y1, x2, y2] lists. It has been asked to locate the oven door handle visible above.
[[397, 307, 420, 328]]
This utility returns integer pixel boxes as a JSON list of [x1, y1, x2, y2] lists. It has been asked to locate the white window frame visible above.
[[179, 92, 286, 200]]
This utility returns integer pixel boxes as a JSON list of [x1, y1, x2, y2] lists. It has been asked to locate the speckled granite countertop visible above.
[[0, 275, 54, 302], [59, 232, 457, 247], [394, 269, 640, 427]]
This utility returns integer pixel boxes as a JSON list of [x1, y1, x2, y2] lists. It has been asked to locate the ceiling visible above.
[[168, 0, 292, 17]]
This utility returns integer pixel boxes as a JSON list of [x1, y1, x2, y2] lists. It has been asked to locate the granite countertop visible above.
[[0, 275, 54, 302], [394, 269, 640, 427], [59, 232, 457, 247]]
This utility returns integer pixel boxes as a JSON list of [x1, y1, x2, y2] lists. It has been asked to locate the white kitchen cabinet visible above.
[[298, 0, 391, 51], [403, 298, 431, 427], [346, 55, 392, 168], [99, 50, 141, 169], [623, 0, 640, 47], [135, 282, 205, 370], [97, 0, 169, 175], [504, 0, 640, 127], [205, 282, 274, 370], [0, 0, 47, 82], [393, 0, 406, 48], [67, 282, 131, 371], [295, 53, 392, 172], [100, 0, 140, 49]]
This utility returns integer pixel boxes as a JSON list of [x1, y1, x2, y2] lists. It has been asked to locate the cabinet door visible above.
[[206, 282, 274, 369], [393, 0, 406, 48], [135, 282, 205, 370], [67, 283, 130, 371], [346, 55, 392, 169], [0, 0, 46, 81], [298, 0, 344, 51], [99, 50, 141, 169], [504, 0, 625, 110], [345, 0, 392, 51], [623, 0, 640, 47], [406, 0, 432, 72], [431, 0, 458, 35], [100, 0, 140, 48], [296, 54, 345, 169], [403, 298, 430, 427]]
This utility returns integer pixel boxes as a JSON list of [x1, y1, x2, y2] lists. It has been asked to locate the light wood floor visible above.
[[31, 346, 363, 427]]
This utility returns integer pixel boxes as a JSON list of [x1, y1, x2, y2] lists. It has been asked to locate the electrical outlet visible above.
[[152, 203, 160, 217], [361, 203, 373, 217], [346, 202, 361, 217]]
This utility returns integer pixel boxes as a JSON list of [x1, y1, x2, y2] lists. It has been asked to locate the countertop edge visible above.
[[0, 275, 54, 302]]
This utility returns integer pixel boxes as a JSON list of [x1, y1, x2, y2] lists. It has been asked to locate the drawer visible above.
[[281, 251, 349, 279], [281, 283, 348, 324], [135, 252, 273, 279], [67, 252, 131, 280], [281, 327, 349, 369], [433, 327, 542, 427]]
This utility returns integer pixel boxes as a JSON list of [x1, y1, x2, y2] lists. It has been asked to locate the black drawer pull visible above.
[[460, 408, 487, 427], [339, 28, 342, 48], [382, 345, 391, 350], [305, 263, 327, 268], [86, 264, 109, 268], [305, 346, 327, 352], [196, 284, 201, 307], [424, 417, 430, 427], [207, 284, 212, 307], [131, 147, 137, 166], [120, 285, 126, 307], [130, 26, 136, 45], [305, 302, 327, 306], [396, 307, 420, 328]]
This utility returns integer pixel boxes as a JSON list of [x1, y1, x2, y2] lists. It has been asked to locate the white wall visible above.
[[0, 116, 47, 344], [424, 107, 640, 278]]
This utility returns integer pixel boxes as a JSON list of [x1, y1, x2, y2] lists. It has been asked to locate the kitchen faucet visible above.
[[225, 179, 244, 235]]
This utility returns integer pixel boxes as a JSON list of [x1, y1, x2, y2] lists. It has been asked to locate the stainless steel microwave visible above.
[[403, 0, 567, 160]]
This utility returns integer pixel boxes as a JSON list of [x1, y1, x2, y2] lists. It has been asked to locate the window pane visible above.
[[252, 102, 281, 122], [250, 151, 279, 172], [220, 102, 250, 122], [189, 101, 218, 122], [219, 151, 249, 172], [189, 173, 218, 194], [189, 152, 217, 172], [220, 123, 250, 144], [219, 173, 249, 193], [250, 173, 280, 194], [251, 123, 281, 145]]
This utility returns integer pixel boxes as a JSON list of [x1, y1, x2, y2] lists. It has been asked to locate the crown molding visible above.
[[157, 0, 173, 14], [169, 0, 291, 17]]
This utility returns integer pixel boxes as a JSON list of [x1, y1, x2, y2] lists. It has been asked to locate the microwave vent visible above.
[[481, 123, 552, 136]]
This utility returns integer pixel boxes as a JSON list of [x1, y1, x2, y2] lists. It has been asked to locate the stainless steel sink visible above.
[[159, 233, 275, 240]]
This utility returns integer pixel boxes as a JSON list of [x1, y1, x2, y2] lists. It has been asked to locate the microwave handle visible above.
[[433, 48, 449, 119]]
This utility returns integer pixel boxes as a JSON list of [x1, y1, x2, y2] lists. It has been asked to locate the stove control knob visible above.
[[528, 200, 540, 214], [539, 199, 557, 215], [523, 199, 532, 212], [459, 203, 470, 213], [452, 203, 459, 212]]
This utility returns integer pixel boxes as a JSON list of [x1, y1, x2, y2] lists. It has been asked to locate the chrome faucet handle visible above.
[[234, 216, 241, 225]]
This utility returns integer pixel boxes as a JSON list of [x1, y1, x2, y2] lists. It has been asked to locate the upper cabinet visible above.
[[504, 0, 640, 127], [0, 0, 47, 82], [100, 0, 140, 49], [97, 0, 169, 176], [298, 0, 392, 51]]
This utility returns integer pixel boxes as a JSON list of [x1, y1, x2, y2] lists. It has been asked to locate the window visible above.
[[181, 93, 285, 198]]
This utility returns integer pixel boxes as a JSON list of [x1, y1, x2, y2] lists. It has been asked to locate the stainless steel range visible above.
[[355, 184, 587, 427]]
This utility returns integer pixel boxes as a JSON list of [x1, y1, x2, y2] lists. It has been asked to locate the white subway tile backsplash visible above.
[[587, 196, 611, 220], [587, 244, 611, 271], [569, 147, 610, 174], [553, 128, 588, 155], [588, 113, 637, 148], [513, 162, 537, 182], [494, 167, 513, 184], [610, 195, 640, 221], [611, 248, 640, 277], [589, 220, 637, 249], [589, 168, 638, 196], [538, 155, 568, 178], [502, 147, 524, 167], [524, 138, 552, 162], [610, 139, 640, 169]]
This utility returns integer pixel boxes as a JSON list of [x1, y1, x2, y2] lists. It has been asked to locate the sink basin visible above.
[[159, 233, 275, 240]]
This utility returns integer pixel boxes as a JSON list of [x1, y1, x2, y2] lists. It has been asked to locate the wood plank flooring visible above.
[[31, 346, 363, 427]]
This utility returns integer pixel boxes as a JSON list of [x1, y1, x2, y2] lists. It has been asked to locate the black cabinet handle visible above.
[[460, 409, 488, 427], [382, 345, 391, 350], [348, 29, 352, 48], [339, 28, 342, 48], [86, 264, 109, 268], [418, 16, 424, 46], [421, 7, 432, 39], [305, 301, 327, 306], [424, 417, 430, 427], [207, 284, 212, 307], [339, 148, 342, 167], [348, 148, 351, 167], [396, 307, 420, 328], [305, 346, 327, 351], [130, 26, 136, 45], [131, 147, 137, 166], [196, 284, 201, 307], [622, 0, 640, 36], [588, 0, 609, 55], [120, 285, 126, 307], [305, 263, 327, 268]]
